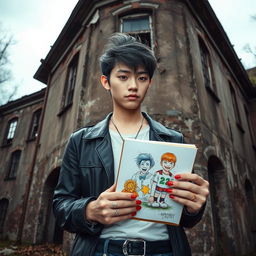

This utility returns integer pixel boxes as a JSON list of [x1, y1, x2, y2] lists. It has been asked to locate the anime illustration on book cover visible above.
[[116, 138, 197, 225], [121, 152, 176, 209]]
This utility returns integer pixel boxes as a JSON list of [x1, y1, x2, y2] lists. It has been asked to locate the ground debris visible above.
[[0, 243, 67, 256]]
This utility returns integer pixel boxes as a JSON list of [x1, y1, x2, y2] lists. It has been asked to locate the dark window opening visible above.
[[244, 105, 256, 145], [28, 109, 42, 140], [61, 53, 79, 111], [5, 150, 21, 180], [229, 82, 244, 132], [0, 199, 9, 233], [244, 179, 256, 232], [199, 38, 219, 101]]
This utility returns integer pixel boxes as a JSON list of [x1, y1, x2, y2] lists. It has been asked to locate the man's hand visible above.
[[85, 184, 142, 225], [167, 173, 209, 214]]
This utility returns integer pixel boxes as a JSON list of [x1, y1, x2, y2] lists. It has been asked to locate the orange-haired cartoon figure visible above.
[[148, 152, 176, 208]]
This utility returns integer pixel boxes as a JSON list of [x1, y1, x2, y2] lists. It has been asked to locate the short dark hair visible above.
[[135, 153, 155, 168], [100, 33, 157, 79]]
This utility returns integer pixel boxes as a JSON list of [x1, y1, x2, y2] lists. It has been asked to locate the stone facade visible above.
[[1, 0, 256, 255], [0, 89, 45, 241]]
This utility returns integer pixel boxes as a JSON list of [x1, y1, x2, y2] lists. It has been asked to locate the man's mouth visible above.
[[126, 94, 139, 100]]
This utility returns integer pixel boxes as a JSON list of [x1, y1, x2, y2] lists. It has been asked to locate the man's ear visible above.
[[100, 75, 110, 91]]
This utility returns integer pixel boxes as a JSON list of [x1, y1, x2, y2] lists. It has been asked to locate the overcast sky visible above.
[[0, 0, 255, 101]]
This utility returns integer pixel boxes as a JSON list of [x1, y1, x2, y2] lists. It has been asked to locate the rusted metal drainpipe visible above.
[[17, 66, 51, 243]]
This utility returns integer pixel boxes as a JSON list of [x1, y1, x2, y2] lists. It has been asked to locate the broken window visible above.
[[28, 109, 42, 140], [6, 150, 21, 180], [0, 198, 9, 233], [120, 14, 153, 48], [3, 118, 18, 145], [62, 53, 79, 109]]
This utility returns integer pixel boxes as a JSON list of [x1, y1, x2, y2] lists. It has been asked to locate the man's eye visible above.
[[118, 76, 127, 80], [139, 76, 148, 81]]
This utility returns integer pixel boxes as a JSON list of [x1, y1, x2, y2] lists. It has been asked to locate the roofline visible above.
[[33, 0, 256, 98], [33, 0, 119, 84], [0, 88, 46, 115], [184, 0, 256, 98]]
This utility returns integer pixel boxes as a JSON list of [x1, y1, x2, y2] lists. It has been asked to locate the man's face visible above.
[[161, 160, 175, 173], [106, 63, 151, 111], [139, 160, 151, 174]]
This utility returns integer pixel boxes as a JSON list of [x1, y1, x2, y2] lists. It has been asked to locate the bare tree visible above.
[[251, 15, 256, 21], [244, 44, 256, 60], [0, 24, 17, 105], [243, 14, 256, 62]]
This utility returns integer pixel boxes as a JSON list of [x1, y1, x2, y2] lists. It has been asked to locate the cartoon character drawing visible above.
[[131, 153, 155, 202], [149, 152, 176, 208], [122, 179, 138, 197]]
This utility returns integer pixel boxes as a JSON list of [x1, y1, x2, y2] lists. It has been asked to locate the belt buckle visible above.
[[122, 238, 146, 256]]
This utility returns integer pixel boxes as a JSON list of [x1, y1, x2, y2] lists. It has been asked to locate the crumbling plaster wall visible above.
[[184, 3, 256, 255], [0, 102, 44, 241]]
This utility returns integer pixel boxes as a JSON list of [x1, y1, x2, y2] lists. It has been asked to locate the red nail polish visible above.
[[166, 188, 173, 193], [166, 181, 174, 186], [136, 205, 142, 211], [132, 212, 136, 216], [169, 194, 175, 199], [136, 200, 142, 205], [131, 193, 137, 199], [175, 174, 181, 179]]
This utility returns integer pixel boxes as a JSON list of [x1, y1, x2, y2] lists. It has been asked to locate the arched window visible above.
[[207, 155, 235, 255], [0, 198, 9, 233], [28, 109, 42, 140], [5, 150, 22, 180], [3, 117, 18, 145]]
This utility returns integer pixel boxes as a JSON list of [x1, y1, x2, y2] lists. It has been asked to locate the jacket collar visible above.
[[82, 112, 174, 140]]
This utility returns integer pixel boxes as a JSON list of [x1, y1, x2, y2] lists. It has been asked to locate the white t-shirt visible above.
[[100, 125, 169, 241]]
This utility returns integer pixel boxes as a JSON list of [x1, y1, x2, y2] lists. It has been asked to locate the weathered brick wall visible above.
[[0, 91, 44, 241]]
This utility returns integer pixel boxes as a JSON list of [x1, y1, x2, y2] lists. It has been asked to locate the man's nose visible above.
[[128, 77, 138, 90]]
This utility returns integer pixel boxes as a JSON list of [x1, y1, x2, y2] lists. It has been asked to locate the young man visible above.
[[53, 33, 209, 256]]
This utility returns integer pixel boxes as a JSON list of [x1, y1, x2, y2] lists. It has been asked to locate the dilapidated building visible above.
[[0, 89, 45, 240], [1, 0, 256, 255]]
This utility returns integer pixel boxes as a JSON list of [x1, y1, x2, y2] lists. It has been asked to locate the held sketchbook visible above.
[[115, 138, 197, 226]]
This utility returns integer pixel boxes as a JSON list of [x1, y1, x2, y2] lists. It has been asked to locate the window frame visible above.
[[2, 117, 18, 146], [59, 52, 80, 114], [27, 109, 42, 141], [5, 150, 22, 180], [198, 37, 220, 102], [244, 104, 256, 147], [120, 13, 153, 49], [229, 82, 244, 133]]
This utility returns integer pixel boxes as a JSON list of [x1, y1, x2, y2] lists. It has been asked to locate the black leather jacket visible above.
[[53, 113, 205, 256]]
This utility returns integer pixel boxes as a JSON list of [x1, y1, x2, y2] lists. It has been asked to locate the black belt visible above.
[[96, 238, 172, 256]]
